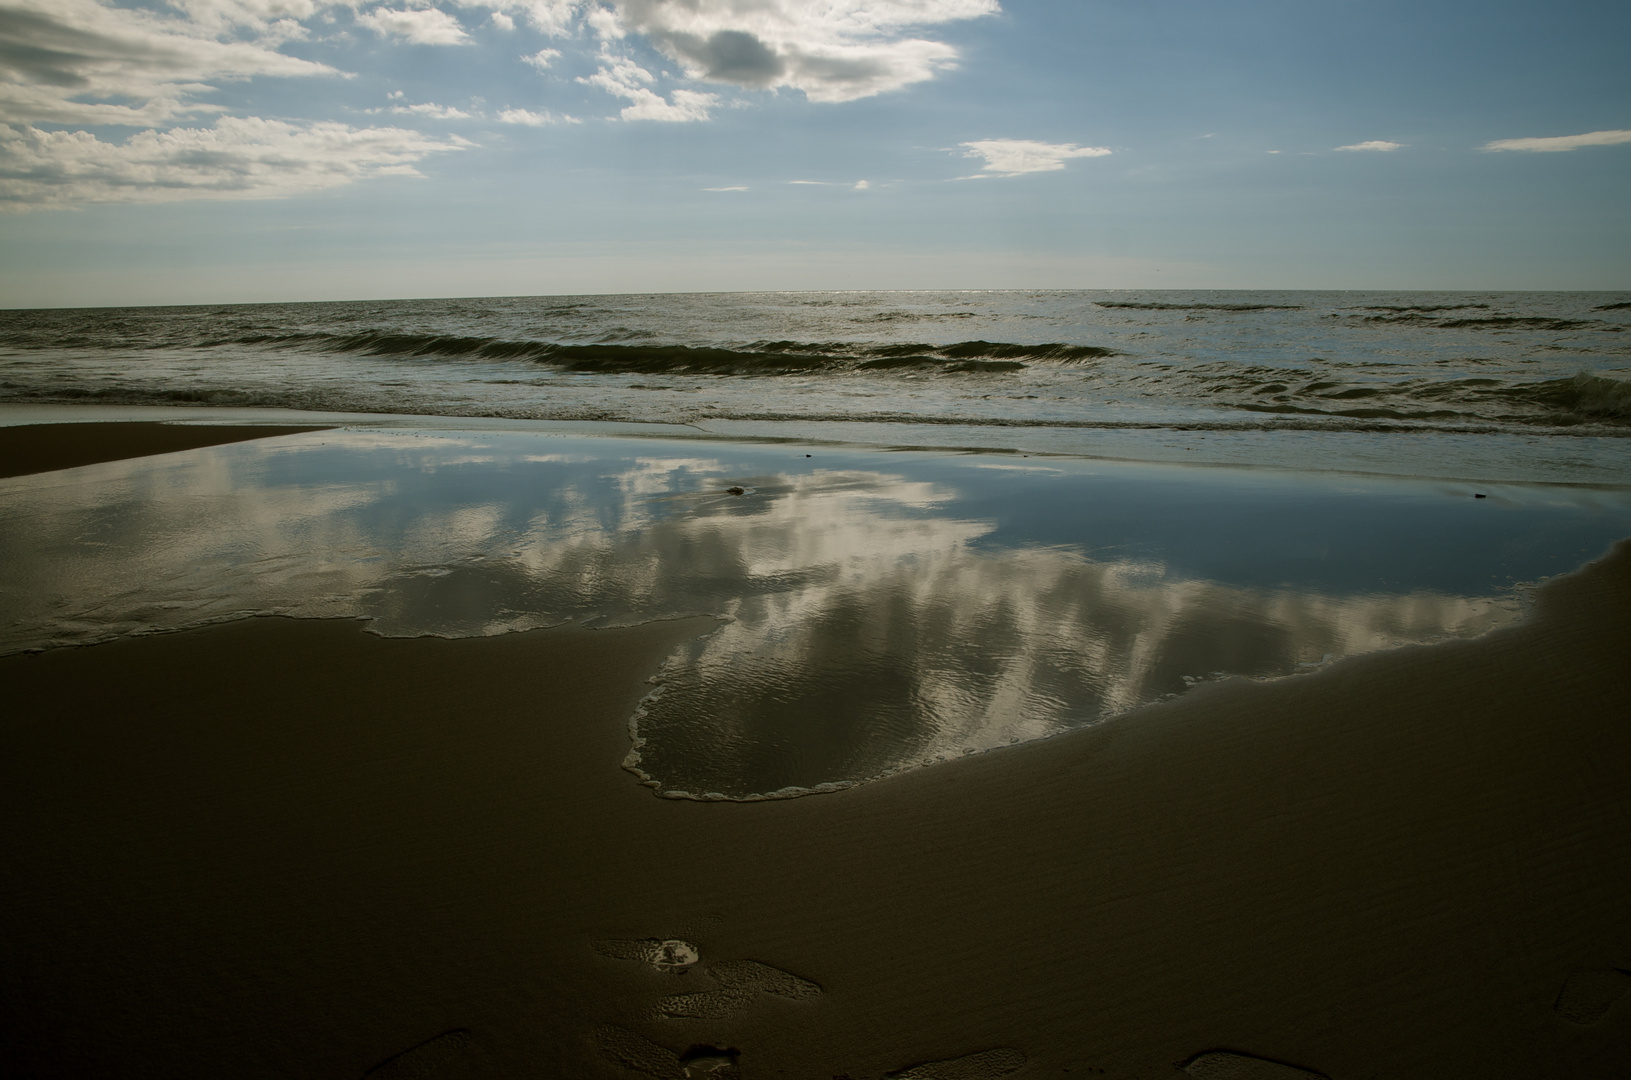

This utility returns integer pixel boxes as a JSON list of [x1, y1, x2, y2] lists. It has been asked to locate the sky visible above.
[[1, 0, 1628, 306]]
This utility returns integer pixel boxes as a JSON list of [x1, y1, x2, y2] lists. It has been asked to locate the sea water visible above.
[[2, 289, 1628, 482]]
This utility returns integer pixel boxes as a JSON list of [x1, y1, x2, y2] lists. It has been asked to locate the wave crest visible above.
[[1517, 372, 1631, 422], [1093, 301, 1302, 311], [221, 332, 1119, 373]]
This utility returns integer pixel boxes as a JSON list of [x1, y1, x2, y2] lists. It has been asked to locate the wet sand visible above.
[[0, 420, 331, 479], [3, 420, 1631, 1079]]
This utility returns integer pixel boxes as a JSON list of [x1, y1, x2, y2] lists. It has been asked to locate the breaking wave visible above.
[[1358, 303, 1490, 313], [1355, 312, 1619, 331], [1093, 301, 1303, 311], [207, 332, 1119, 373], [1161, 366, 1631, 428], [1523, 372, 1631, 421]]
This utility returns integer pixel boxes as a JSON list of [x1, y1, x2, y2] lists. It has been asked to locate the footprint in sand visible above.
[[596, 1025, 742, 1080], [362, 1028, 473, 1079], [595, 938, 703, 971], [593, 937, 821, 1077], [657, 958, 822, 1019], [1554, 967, 1631, 1026], [594, 937, 822, 1021], [1179, 1051, 1328, 1080], [885, 1047, 1027, 1080]]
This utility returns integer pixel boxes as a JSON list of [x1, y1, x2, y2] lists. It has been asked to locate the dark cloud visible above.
[[663, 29, 785, 87], [0, 7, 155, 87]]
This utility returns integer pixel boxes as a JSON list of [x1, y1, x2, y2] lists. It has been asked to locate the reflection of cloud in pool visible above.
[[623, 528, 1515, 800], [0, 429, 1521, 799]]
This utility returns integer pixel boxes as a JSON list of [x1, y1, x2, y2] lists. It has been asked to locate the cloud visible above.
[[161, 0, 326, 36], [0, 116, 463, 210], [585, 4, 624, 39], [385, 102, 473, 119], [704, 185, 746, 191], [453, 0, 580, 36], [1335, 140, 1403, 152], [620, 86, 716, 122], [356, 6, 470, 44], [599, 0, 1000, 103], [497, 106, 578, 125], [0, 0, 1010, 208], [0, 0, 336, 128], [580, 54, 718, 121], [1482, 129, 1631, 153], [959, 138, 1111, 177]]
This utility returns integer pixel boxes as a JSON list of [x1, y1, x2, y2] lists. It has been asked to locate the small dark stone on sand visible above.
[[727, 486, 745, 496], [1475, 493, 1486, 499]]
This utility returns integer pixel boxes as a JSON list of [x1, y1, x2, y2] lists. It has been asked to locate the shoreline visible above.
[[4, 400, 1629, 490], [3, 406, 1631, 1076]]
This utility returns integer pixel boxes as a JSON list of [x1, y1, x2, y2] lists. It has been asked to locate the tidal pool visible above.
[[3, 424, 1627, 798]]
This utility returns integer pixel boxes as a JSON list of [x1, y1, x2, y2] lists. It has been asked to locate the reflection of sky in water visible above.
[[2, 429, 1628, 799]]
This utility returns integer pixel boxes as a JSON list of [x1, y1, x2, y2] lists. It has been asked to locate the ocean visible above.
[[3, 290, 1630, 798], [3, 289, 1629, 484]]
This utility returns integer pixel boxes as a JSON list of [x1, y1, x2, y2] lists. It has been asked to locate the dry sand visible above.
[[3, 421, 1630, 1079]]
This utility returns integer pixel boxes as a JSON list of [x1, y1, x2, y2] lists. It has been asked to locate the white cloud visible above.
[[854, 179, 869, 189], [387, 102, 474, 119], [959, 138, 1111, 177], [580, 54, 719, 121], [620, 86, 717, 122], [357, 6, 470, 44], [453, 0, 581, 36], [1482, 129, 1631, 153], [0, 117, 463, 210], [1335, 140, 1403, 152], [704, 185, 747, 191], [0, 0, 337, 128], [585, 4, 625, 39], [0, 0, 1011, 209], [597, 0, 1000, 103], [163, 0, 327, 36], [497, 107, 578, 125]]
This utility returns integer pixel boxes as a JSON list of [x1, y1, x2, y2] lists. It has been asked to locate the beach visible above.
[[5, 0, 1629, 1059], [3, 411, 1630, 1078]]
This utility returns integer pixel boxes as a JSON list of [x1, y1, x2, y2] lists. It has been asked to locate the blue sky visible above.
[[1, 0, 1628, 306]]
